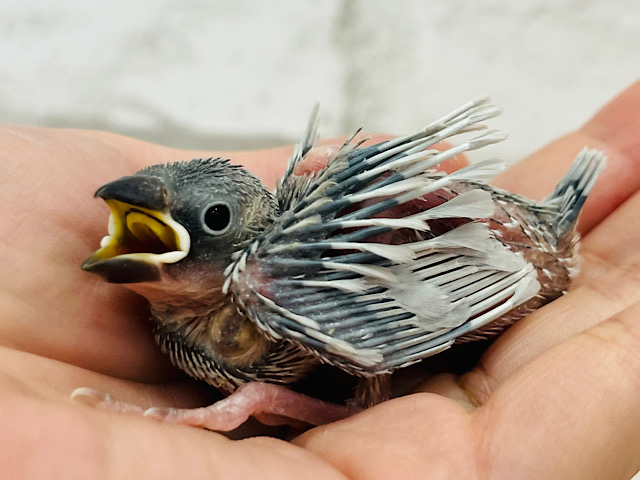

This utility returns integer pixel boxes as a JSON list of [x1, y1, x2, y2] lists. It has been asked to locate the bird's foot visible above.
[[72, 382, 357, 431]]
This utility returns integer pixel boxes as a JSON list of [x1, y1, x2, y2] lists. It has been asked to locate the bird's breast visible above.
[[151, 299, 316, 391], [205, 301, 271, 365]]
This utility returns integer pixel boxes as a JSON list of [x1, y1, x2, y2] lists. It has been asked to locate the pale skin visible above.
[[1, 82, 640, 479]]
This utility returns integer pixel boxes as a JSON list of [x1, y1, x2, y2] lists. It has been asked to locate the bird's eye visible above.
[[201, 202, 232, 235]]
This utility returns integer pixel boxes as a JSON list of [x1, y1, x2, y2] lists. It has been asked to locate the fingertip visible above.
[[581, 80, 640, 163], [493, 82, 640, 234], [474, 300, 640, 480], [438, 154, 469, 173], [292, 145, 339, 176], [238, 134, 469, 188]]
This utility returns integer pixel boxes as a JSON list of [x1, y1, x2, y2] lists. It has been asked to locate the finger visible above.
[[439, 151, 469, 173], [92, 130, 468, 190], [290, 134, 393, 176], [0, 345, 211, 409], [455, 82, 640, 394], [295, 394, 479, 479], [217, 145, 293, 189], [2, 344, 295, 438], [494, 81, 640, 234], [576, 189, 640, 282], [297, 303, 640, 478], [459, 247, 640, 401], [2, 382, 347, 479], [472, 301, 640, 479], [78, 129, 292, 189], [295, 138, 469, 178], [0, 127, 175, 379], [194, 136, 392, 189]]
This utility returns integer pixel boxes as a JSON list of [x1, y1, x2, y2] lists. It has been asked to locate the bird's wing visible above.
[[226, 98, 540, 375], [275, 104, 321, 211]]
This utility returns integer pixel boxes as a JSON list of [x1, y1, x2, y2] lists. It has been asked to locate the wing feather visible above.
[[227, 98, 541, 375]]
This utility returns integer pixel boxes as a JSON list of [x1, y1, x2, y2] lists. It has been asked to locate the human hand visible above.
[[2, 82, 640, 479]]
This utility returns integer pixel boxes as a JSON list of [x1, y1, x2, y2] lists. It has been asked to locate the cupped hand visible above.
[[2, 82, 640, 479]]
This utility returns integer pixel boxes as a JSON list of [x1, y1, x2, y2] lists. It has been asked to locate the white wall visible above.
[[2, 0, 638, 163]]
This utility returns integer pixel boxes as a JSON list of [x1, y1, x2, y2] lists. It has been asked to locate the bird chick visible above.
[[77, 98, 605, 431]]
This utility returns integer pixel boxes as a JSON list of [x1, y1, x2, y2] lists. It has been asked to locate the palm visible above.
[[2, 83, 640, 479]]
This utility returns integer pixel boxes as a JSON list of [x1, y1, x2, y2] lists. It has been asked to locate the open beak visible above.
[[82, 175, 190, 283]]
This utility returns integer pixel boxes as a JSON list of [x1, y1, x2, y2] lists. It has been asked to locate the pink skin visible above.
[[292, 145, 341, 176], [74, 142, 467, 431], [73, 383, 357, 431]]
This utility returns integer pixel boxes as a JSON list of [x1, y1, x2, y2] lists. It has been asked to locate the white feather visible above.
[[510, 274, 541, 305], [413, 222, 528, 271], [331, 217, 429, 231], [446, 158, 506, 183], [345, 176, 428, 204], [385, 280, 470, 331], [296, 278, 370, 293], [316, 242, 416, 263], [320, 261, 397, 283], [380, 158, 504, 210], [354, 148, 440, 182], [417, 189, 495, 220]]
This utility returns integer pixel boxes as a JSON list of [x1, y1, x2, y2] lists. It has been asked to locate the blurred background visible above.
[[1, 0, 638, 164]]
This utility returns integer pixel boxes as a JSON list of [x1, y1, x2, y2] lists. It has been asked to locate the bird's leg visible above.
[[72, 382, 357, 432]]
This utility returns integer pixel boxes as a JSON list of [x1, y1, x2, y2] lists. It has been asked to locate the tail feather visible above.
[[543, 148, 606, 237]]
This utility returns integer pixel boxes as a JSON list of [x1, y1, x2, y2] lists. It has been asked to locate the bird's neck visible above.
[[125, 275, 227, 312]]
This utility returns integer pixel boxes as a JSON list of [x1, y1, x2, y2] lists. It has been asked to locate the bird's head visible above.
[[82, 158, 277, 307]]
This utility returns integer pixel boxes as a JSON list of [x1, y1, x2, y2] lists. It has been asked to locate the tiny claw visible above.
[[143, 407, 175, 421], [71, 387, 113, 406], [71, 387, 146, 415]]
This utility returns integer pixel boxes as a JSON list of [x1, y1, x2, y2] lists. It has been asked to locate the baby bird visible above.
[[78, 98, 605, 430]]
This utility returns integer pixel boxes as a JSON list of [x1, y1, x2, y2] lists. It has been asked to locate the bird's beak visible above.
[[82, 175, 191, 283]]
